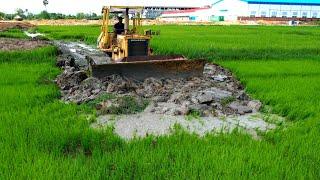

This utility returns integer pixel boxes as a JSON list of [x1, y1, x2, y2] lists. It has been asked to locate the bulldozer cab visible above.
[[108, 6, 144, 35], [97, 6, 151, 61]]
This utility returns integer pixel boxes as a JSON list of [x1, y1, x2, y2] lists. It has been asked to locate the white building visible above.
[[159, 8, 212, 22], [244, 0, 320, 19], [143, 7, 198, 19], [213, 0, 320, 21], [158, 0, 320, 22], [210, 0, 248, 21], [159, 0, 248, 22]]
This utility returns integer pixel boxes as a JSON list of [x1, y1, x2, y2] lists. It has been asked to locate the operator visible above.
[[114, 16, 124, 35]]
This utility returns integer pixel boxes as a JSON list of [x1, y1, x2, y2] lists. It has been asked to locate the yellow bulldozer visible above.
[[90, 6, 204, 80]]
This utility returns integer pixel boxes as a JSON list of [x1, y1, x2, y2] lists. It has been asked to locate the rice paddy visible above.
[[0, 25, 319, 178]]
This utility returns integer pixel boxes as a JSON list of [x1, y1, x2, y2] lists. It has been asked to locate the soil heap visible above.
[[55, 42, 262, 117]]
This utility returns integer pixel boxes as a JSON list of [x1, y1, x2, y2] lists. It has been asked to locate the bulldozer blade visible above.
[[89, 56, 205, 81]]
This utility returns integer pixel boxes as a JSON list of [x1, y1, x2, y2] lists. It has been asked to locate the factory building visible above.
[[242, 0, 320, 20], [143, 7, 198, 19], [210, 0, 248, 21], [157, 0, 320, 22], [159, 8, 212, 22], [211, 0, 320, 21], [158, 0, 248, 22]]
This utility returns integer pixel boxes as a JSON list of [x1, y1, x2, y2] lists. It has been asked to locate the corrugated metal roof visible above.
[[104, 0, 211, 8], [243, 0, 320, 5], [162, 8, 210, 14]]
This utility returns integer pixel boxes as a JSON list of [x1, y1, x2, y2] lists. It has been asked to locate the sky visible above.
[[0, 0, 211, 15]]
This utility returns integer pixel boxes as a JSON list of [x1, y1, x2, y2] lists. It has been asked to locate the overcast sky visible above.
[[0, 0, 211, 15]]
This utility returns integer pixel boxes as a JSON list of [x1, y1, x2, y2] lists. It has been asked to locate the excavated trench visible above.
[[55, 41, 284, 140]]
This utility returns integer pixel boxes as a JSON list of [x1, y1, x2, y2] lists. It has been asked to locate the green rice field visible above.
[[0, 25, 319, 178]]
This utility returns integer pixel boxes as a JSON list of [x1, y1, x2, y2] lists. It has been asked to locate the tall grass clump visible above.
[[37, 25, 100, 45], [0, 28, 28, 38]]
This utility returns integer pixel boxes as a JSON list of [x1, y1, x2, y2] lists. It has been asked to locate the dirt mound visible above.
[[0, 38, 48, 51], [57, 63, 260, 116], [55, 42, 262, 117], [0, 21, 35, 32]]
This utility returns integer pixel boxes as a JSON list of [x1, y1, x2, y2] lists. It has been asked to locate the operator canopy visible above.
[[105, 6, 143, 14]]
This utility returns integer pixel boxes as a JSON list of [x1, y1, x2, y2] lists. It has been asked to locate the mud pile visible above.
[[55, 42, 262, 117], [0, 21, 35, 32], [0, 38, 48, 51]]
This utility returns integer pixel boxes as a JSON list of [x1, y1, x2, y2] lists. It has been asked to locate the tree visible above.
[[0, 12, 5, 19], [49, 13, 66, 20], [66, 14, 76, 19], [4, 14, 14, 20], [55, 13, 66, 19], [92, 13, 97, 18], [89, 12, 101, 20], [43, 0, 49, 10], [76, 13, 85, 19], [15, 8, 24, 16], [15, 8, 26, 18], [38, 10, 50, 19], [26, 12, 35, 20]]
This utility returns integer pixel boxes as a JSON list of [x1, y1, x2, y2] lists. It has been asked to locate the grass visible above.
[[37, 25, 320, 60], [0, 25, 320, 178], [220, 59, 320, 120], [151, 25, 320, 61], [37, 25, 100, 44], [86, 93, 116, 108], [185, 109, 202, 121], [87, 93, 149, 115], [221, 96, 236, 107], [0, 28, 28, 38], [102, 96, 148, 115]]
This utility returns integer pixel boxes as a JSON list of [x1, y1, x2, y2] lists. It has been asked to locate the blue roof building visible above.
[[210, 0, 320, 21], [243, 0, 320, 6], [156, 0, 320, 22]]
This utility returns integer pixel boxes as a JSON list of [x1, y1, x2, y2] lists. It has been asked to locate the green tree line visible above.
[[0, 9, 101, 20]]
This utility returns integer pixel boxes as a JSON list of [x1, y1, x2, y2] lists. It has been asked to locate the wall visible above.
[[247, 3, 320, 18], [211, 0, 248, 21]]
